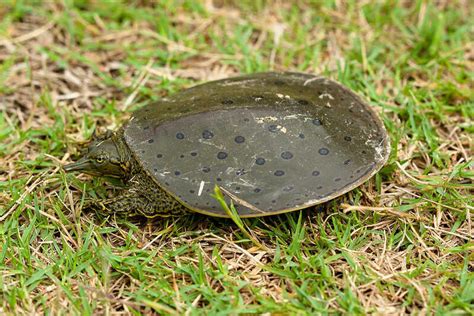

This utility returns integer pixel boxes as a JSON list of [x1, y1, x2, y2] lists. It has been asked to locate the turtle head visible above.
[[64, 130, 131, 179]]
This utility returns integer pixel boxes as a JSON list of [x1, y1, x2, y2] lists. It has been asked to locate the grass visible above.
[[0, 0, 473, 314]]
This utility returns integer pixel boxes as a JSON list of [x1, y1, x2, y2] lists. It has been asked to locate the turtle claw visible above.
[[83, 198, 112, 214]]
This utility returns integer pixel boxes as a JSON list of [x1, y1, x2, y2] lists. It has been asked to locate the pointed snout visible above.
[[63, 157, 93, 173]]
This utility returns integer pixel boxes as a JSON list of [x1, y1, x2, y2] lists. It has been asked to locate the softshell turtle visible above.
[[64, 72, 390, 218]]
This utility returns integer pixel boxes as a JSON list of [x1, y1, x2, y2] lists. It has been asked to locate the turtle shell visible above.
[[124, 72, 390, 217]]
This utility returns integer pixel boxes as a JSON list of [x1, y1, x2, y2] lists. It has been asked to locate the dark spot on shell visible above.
[[344, 136, 352, 141], [268, 125, 278, 132], [255, 202, 260, 205], [221, 99, 234, 105], [202, 130, 214, 139], [362, 150, 367, 154], [216, 177, 222, 182], [217, 152, 228, 160], [317, 185, 323, 190], [190, 190, 195, 194], [299, 133, 305, 139], [234, 135, 245, 143], [176, 132, 184, 140], [274, 170, 285, 176], [319, 148, 329, 155], [165, 182, 169, 186], [236, 186, 241, 190], [312, 170, 320, 176], [312, 118, 322, 126], [190, 152, 197, 157], [141, 150, 145, 154], [297, 99, 309, 105], [148, 139, 154, 143], [281, 151, 293, 160], [244, 118, 250, 122], [272, 200, 276, 203], [344, 159, 351, 165], [153, 168, 158, 172], [202, 167, 211, 173], [156, 154, 163, 158], [255, 157, 265, 165], [174, 171, 181, 176], [180, 154, 184, 158], [143, 126, 149, 130], [254, 188, 261, 193], [335, 178, 341, 182]]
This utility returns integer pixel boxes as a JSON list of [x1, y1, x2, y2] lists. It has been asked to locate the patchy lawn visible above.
[[0, 1, 472, 314]]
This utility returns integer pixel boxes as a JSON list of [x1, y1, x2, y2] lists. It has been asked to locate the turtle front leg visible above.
[[85, 192, 188, 218], [85, 175, 188, 218]]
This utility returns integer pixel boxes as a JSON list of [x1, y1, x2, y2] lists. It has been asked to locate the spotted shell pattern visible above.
[[124, 72, 390, 217]]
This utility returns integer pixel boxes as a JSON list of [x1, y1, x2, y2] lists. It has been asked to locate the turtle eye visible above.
[[95, 156, 105, 164]]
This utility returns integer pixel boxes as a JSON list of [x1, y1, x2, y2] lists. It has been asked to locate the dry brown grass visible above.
[[0, 1, 472, 314]]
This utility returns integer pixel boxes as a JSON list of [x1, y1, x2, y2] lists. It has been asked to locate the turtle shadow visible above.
[[89, 202, 337, 243]]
